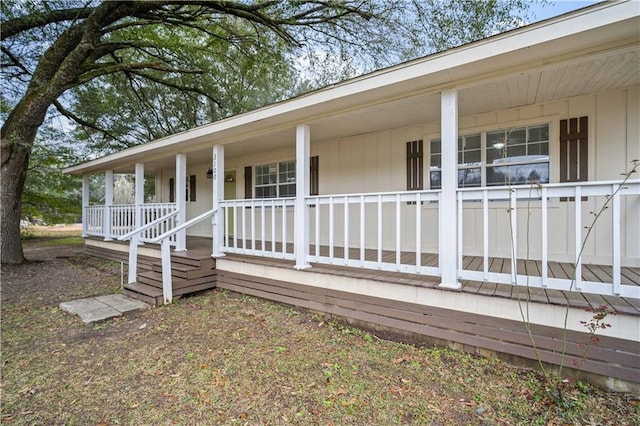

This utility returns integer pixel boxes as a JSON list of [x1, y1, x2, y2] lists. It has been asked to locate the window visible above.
[[486, 125, 549, 186], [249, 158, 319, 199], [255, 160, 296, 198], [430, 134, 482, 189], [429, 124, 549, 189], [168, 175, 196, 202]]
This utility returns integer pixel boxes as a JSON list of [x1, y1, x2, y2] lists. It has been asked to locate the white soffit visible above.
[[65, 1, 639, 174]]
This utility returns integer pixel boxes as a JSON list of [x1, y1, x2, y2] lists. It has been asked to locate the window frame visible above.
[[254, 160, 297, 199], [429, 122, 551, 189]]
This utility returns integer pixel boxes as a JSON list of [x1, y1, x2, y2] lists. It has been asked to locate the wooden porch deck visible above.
[[189, 237, 640, 317], [85, 235, 640, 315]]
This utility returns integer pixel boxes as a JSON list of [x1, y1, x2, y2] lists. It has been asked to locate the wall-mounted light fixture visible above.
[[206, 169, 213, 179]]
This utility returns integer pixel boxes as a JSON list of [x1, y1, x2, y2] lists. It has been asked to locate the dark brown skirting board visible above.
[[217, 270, 640, 384], [85, 246, 155, 272]]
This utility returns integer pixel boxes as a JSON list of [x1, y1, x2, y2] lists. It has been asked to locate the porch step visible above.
[[150, 262, 216, 280], [166, 253, 215, 269], [123, 278, 217, 305], [124, 253, 217, 306], [122, 283, 166, 306]]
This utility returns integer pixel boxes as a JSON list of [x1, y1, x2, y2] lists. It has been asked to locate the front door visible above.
[[223, 170, 236, 236]]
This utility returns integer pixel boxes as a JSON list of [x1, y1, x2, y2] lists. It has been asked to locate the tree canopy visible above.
[[1, 0, 536, 263]]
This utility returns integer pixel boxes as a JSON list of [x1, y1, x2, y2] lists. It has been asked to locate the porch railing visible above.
[[150, 208, 216, 304], [138, 203, 179, 243], [457, 180, 640, 298], [107, 204, 136, 238], [83, 203, 177, 241], [84, 205, 104, 236], [306, 190, 441, 276], [118, 209, 180, 289], [220, 198, 296, 260]]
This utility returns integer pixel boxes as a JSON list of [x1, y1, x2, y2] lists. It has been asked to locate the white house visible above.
[[65, 2, 640, 390]]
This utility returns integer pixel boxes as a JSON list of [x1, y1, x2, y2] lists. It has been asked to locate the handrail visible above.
[[150, 208, 215, 243], [456, 178, 640, 192], [149, 208, 216, 306], [118, 210, 179, 241]]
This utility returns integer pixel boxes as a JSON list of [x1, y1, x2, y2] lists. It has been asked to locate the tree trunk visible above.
[[0, 142, 30, 264], [1, 97, 50, 264]]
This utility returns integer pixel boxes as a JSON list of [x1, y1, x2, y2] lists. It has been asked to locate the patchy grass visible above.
[[1, 240, 638, 425], [34, 236, 85, 246], [20, 224, 82, 241]]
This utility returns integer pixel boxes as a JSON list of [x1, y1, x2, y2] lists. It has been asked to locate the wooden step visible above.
[[138, 270, 217, 290], [151, 262, 215, 279], [167, 254, 215, 269], [86, 247, 155, 271], [138, 271, 185, 289], [122, 282, 164, 305], [123, 278, 215, 305]]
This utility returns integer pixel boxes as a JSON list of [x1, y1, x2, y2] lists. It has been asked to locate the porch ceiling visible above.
[[168, 42, 638, 170], [66, 2, 639, 175]]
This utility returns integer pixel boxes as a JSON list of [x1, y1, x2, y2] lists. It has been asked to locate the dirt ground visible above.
[[1, 235, 638, 424]]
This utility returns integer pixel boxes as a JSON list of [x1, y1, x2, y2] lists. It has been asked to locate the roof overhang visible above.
[[65, 1, 640, 175]]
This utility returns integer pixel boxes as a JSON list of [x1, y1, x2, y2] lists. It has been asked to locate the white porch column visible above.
[[103, 170, 113, 240], [212, 145, 225, 257], [175, 153, 187, 251], [134, 163, 144, 230], [81, 174, 89, 237], [294, 124, 311, 269], [439, 89, 460, 289]]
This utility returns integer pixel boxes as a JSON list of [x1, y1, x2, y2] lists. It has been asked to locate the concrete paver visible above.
[[60, 294, 149, 324]]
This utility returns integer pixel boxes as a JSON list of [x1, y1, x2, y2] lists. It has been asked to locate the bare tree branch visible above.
[[0, 45, 32, 75], [52, 100, 121, 142], [127, 70, 222, 107], [1, 6, 94, 40], [76, 61, 202, 85]]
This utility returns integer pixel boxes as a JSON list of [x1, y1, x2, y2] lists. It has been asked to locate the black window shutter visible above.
[[310, 156, 319, 196], [169, 178, 175, 203], [189, 175, 196, 202], [244, 166, 252, 199], [559, 116, 588, 201], [406, 140, 424, 190]]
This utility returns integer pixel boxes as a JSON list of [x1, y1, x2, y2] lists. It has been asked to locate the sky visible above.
[[530, 1, 602, 22]]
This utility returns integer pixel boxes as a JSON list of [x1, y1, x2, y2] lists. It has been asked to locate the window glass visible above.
[[487, 163, 549, 186], [431, 154, 441, 169], [430, 139, 441, 154], [459, 134, 481, 170], [429, 138, 442, 189], [528, 124, 549, 143], [458, 168, 481, 187], [465, 134, 481, 150], [430, 171, 441, 189], [507, 143, 526, 158]]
